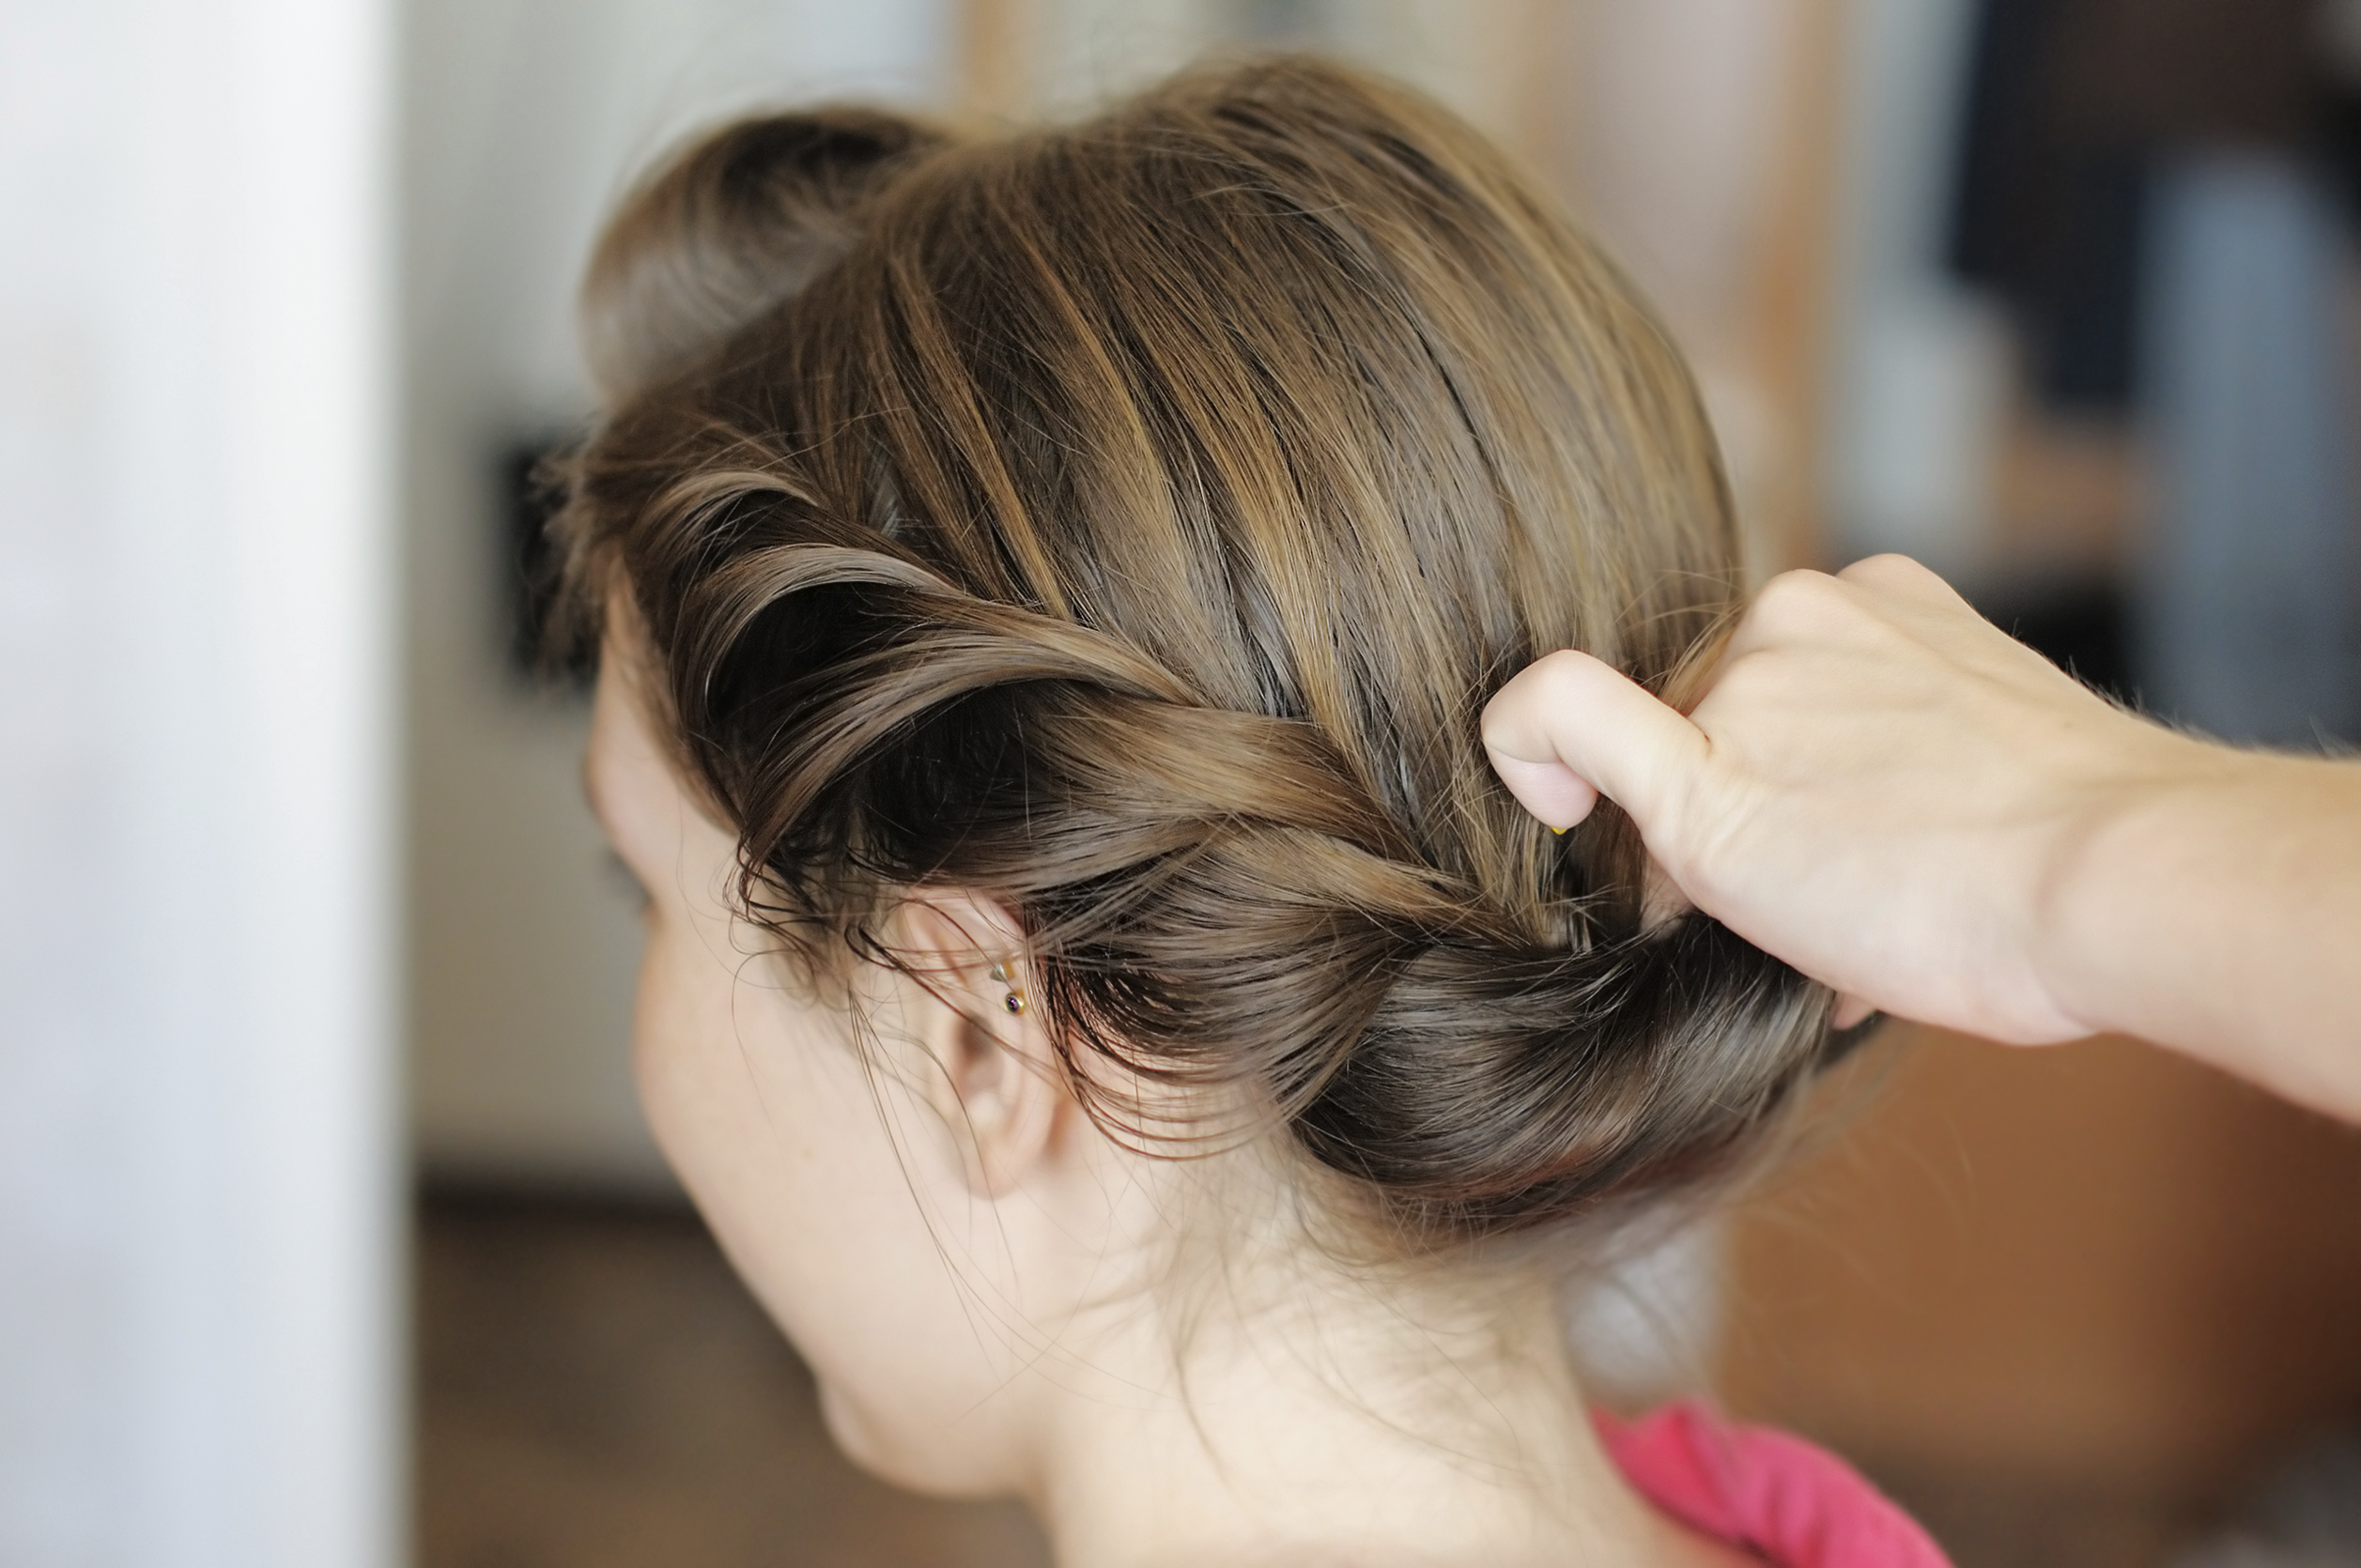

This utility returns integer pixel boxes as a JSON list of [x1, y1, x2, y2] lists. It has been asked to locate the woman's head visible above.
[[569, 55, 1842, 1497]]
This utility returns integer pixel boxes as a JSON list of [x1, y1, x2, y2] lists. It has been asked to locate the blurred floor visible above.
[[414, 1192, 1052, 1568], [416, 1191, 2201, 1568]]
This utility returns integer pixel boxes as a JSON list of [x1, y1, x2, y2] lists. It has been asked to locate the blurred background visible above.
[[8, 1, 2361, 1565]]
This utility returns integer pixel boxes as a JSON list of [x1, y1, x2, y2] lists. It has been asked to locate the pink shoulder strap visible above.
[[1596, 1402, 1953, 1568]]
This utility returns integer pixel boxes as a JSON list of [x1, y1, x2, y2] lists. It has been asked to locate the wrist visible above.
[[2029, 724, 2256, 1041]]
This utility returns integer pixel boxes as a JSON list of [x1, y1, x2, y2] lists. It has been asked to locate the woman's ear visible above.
[[888, 895, 1073, 1198]]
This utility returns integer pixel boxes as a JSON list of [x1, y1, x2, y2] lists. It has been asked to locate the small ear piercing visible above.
[[988, 961, 1027, 1016]]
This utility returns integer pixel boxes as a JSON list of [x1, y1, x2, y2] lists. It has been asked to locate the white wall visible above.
[[403, 0, 952, 1186], [0, 1, 398, 1562]]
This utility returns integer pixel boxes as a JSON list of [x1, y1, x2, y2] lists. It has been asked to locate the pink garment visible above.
[[1597, 1402, 1953, 1568]]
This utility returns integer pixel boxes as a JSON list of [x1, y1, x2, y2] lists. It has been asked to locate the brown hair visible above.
[[562, 57, 1844, 1248]]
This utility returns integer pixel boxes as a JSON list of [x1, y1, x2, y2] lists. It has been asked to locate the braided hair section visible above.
[[562, 58, 1846, 1249]]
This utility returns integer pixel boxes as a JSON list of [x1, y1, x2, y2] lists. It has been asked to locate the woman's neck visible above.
[[1025, 1255, 1742, 1568]]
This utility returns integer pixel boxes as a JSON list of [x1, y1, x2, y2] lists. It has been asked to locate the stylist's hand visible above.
[[1481, 555, 2206, 1045]]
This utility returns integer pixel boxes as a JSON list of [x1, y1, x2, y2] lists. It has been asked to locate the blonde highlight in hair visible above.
[[562, 57, 1846, 1249]]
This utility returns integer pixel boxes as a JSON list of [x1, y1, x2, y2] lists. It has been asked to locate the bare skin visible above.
[[586, 631, 1755, 1568], [1481, 554, 2361, 1125]]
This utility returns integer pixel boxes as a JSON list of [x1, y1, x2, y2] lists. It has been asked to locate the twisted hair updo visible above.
[[561, 57, 1849, 1248]]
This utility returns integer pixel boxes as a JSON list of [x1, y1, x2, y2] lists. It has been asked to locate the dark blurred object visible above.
[[2322, 84, 2361, 219], [502, 438, 594, 688], [1947, 0, 2327, 413], [2029, 152, 2150, 412], [1978, 575, 2136, 703], [2169, 1429, 2361, 1567]]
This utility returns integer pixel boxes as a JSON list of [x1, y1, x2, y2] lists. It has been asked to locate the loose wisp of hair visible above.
[[559, 57, 1852, 1251]]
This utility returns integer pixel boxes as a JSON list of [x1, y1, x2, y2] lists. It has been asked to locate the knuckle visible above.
[[1749, 568, 1842, 629], [1531, 645, 1594, 681], [1484, 649, 1586, 747], [1844, 551, 1918, 578], [1843, 552, 1938, 595], [1524, 647, 1601, 708]]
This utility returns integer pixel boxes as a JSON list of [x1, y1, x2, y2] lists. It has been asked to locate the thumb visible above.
[[1480, 650, 1709, 835]]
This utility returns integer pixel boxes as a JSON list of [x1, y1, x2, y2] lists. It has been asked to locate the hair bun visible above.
[[565, 59, 1850, 1251], [580, 107, 949, 404]]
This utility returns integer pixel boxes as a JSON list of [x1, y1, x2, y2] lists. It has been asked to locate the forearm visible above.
[[2046, 746, 2361, 1120]]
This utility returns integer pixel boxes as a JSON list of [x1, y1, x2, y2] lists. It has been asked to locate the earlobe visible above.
[[891, 896, 1070, 1199]]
